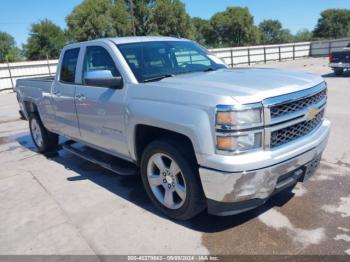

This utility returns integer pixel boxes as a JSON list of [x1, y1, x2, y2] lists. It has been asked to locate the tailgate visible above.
[[331, 50, 350, 63]]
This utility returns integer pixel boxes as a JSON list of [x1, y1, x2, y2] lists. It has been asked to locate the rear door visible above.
[[52, 47, 81, 139], [75, 44, 129, 157]]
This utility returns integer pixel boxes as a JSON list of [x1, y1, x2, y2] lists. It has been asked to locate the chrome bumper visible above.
[[199, 119, 330, 213], [330, 62, 350, 68]]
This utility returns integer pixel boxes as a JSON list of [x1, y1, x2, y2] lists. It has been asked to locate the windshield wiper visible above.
[[203, 67, 218, 72], [143, 74, 174, 83]]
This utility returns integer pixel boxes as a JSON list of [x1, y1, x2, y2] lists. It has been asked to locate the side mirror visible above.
[[84, 70, 123, 89]]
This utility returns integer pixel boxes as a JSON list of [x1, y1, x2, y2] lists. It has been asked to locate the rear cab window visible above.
[[60, 48, 80, 84]]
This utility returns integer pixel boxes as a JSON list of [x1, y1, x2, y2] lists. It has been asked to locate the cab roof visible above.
[[63, 36, 190, 50], [108, 36, 189, 45]]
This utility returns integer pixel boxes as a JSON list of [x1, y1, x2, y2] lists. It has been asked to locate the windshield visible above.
[[117, 41, 226, 82]]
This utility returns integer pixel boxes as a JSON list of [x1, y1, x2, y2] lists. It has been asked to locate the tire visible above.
[[140, 139, 206, 220], [333, 68, 344, 76], [29, 113, 59, 153], [19, 110, 26, 120]]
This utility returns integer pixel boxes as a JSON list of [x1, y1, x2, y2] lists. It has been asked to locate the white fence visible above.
[[210, 41, 311, 66], [310, 37, 350, 56], [0, 59, 58, 91], [210, 37, 350, 67], [1, 37, 350, 92]]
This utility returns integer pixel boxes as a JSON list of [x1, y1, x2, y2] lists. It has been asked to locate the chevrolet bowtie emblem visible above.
[[306, 107, 318, 121]]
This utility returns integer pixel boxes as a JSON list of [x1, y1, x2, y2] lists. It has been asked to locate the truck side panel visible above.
[[16, 78, 57, 132], [126, 98, 215, 164]]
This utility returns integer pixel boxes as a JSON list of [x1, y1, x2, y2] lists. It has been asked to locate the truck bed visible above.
[[16, 76, 55, 105], [17, 75, 55, 85], [16, 76, 54, 90]]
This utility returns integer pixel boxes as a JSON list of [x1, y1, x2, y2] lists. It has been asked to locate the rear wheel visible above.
[[29, 113, 59, 153], [140, 139, 206, 220], [333, 68, 344, 76]]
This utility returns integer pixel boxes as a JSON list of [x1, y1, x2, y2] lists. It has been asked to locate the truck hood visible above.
[[158, 68, 324, 104]]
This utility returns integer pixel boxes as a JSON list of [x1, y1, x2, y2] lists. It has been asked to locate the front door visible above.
[[75, 45, 129, 157]]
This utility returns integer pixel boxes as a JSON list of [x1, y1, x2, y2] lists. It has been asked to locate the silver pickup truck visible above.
[[16, 36, 330, 220]]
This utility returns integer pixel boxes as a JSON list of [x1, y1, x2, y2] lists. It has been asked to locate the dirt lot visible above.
[[0, 57, 349, 256]]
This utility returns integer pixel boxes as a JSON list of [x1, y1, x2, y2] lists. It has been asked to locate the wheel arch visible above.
[[23, 100, 38, 118], [126, 99, 216, 166], [133, 125, 197, 166]]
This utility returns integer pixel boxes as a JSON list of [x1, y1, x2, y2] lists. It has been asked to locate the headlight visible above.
[[216, 132, 262, 153], [216, 105, 263, 129], [215, 104, 264, 154]]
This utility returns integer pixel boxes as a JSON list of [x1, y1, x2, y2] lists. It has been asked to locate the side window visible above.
[[83, 46, 120, 85], [60, 48, 80, 84]]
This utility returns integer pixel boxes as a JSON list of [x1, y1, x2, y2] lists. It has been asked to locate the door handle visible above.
[[76, 94, 86, 101], [52, 90, 61, 96]]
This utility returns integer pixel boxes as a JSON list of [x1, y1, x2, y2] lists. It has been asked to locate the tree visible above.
[[250, 26, 263, 45], [0, 32, 21, 62], [66, 0, 132, 42], [294, 29, 313, 42], [126, 0, 157, 36], [279, 29, 293, 43], [23, 19, 66, 60], [151, 0, 194, 38], [66, 0, 194, 40], [66, 0, 114, 41], [313, 9, 350, 39], [210, 7, 258, 47], [111, 0, 133, 36], [6, 47, 22, 62], [259, 20, 282, 44], [192, 17, 216, 47], [259, 19, 293, 44]]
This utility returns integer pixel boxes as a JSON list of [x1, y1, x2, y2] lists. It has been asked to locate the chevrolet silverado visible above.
[[16, 36, 330, 220]]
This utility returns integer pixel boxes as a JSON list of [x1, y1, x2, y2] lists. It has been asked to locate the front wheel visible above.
[[29, 113, 59, 153], [140, 140, 206, 220]]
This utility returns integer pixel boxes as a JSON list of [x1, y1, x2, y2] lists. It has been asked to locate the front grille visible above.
[[271, 110, 324, 148], [270, 89, 327, 119]]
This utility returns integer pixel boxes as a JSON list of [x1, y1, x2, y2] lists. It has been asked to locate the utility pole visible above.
[[46, 53, 51, 76], [129, 0, 136, 36], [6, 57, 14, 91]]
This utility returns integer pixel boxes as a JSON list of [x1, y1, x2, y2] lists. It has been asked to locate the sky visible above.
[[1, 0, 350, 47]]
